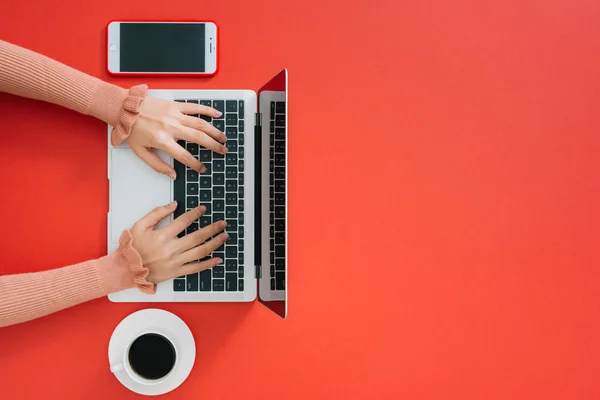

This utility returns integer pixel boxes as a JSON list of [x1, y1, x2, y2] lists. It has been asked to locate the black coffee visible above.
[[128, 333, 176, 380]]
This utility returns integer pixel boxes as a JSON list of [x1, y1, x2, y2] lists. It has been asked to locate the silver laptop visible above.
[[107, 70, 288, 319]]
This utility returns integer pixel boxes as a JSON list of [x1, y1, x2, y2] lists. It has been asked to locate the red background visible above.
[[1, 0, 600, 399]]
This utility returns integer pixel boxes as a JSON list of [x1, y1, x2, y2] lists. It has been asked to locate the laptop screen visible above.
[[257, 70, 288, 318]]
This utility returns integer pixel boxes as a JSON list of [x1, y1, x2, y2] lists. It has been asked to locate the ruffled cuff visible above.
[[110, 84, 148, 146], [96, 229, 156, 295]]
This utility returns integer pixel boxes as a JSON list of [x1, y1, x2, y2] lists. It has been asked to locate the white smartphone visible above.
[[107, 21, 218, 76]]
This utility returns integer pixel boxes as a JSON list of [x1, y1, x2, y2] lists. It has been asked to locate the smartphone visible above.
[[107, 21, 218, 76]]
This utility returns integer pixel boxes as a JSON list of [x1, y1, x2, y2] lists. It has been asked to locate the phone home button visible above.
[[109, 43, 118, 52]]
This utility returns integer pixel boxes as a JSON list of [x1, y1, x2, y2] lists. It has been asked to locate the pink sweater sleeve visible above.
[[0, 40, 155, 327]]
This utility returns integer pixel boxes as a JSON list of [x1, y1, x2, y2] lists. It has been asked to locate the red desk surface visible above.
[[1, 1, 600, 399]]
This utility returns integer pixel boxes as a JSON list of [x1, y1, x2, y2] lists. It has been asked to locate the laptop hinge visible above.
[[254, 112, 262, 271]]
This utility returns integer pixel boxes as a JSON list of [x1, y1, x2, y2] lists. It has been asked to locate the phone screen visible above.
[[120, 23, 206, 72]]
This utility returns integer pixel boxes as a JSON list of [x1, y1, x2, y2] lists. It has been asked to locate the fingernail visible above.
[[167, 201, 177, 209], [221, 221, 228, 228], [168, 171, 176, 179], [215, 111, 223, 117], [215, 258, 223, 264], [200, 165, 207, 173], [222, 146, 228, 154], [222, 233, 229, 240], [222, 134, 227, 142], [199, 205, 207, 212]]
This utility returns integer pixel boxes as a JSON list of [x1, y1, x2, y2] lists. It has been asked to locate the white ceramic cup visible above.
[[110, 331, 178, 386]]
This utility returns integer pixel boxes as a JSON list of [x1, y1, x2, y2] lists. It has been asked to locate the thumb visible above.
[[133, 147, 176, 179]]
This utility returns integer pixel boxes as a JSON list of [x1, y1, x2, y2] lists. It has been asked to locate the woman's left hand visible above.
[[126, 96, 228, 178]]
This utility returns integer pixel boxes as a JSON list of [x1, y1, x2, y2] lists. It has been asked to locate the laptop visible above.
[[107, 70, 288, 319]]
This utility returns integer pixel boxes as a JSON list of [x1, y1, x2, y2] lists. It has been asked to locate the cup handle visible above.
[[110, 363, 124, 373]]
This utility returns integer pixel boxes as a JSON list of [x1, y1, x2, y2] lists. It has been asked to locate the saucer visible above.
[[108, 309, 195, 396]]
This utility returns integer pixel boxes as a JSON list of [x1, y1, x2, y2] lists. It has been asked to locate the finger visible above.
[[178, 233, 229, 264], [179, 115, 227, 143], [176, 257, 222, 277], [163, 206, 205, 237], [177, 220, 227, 252], [176, 102, 222, 119], [159, 138, 205, 172], [132, 147, 176, 179], [137, 201, 178, 230], [177, 125, 228, 155]]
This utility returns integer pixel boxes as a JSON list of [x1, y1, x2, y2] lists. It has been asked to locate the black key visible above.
[[200, 216, 211, 228], [226, 180, 238, 192], [226, 167, 237, 179], [275, 180, 285, 193], [239, 100, 245, 116], [186, 273, 199, 291], [270, 120, 275, 133], [186, 197, 199, 208], [187, 169, 199, 181], [227, 219, 238, 230], [276, 245, 285, 258], [270, 278, 275, 290], [276, 258, 285, 270], [270, 265, 275, 277], [275, 232, 285, 244], [226, 206, 237, 219], [226, 153, 238, 165], [239, 227, 244, 238], [269, 160, 274, 171], [240, 160, 245, 172], [200, 190, 211, 202], [270, 239, 275, 251], [239, 172, 244, 184], [270, 213, 274, 224], [214, 186, 225, 199], [239, 133, 244, 146], [239, 213, 244, 225], [275, 153, 285, 166], [187, 183, 198, 195], [214, 251, 225, 261], [186, 142, 199, 155], [239, 186, 244, 198], [238, 279, 244, 291], [213, 100, 225, 115], [275, 167, 286, 179], [213, 120, 225, 131], [276, 101, 285, 114], [186, 223, 199, 235], [226, 259, 237, 271], [200, 270, 211, 291], [214, 172, 225, 185], [187, 100, 199, 117], [275, 272, 285, 290], [270, 148, 274, 159], [239, 147, 244, 159], [270, 200, 274, 211], [174, 279, 186, 291], [226, 273, 237, 291], [225, 126, 238, 140], [226, 246, 237, 258], [214, 160, 225, 172], [275, 206, 285, 219], [239, 265, 244, 277], [213, 279, 225, 291], [213, 213, 225, 223], [275, 219, 285, 231], [238, 252, 244, 264], [239, 239, 244, 249], [239, 120, 244, 132], [270, 252, 275, 264], [203, 203, 212, 215], [227, 232, 238, 244], [213, 266, 224, 279], [270, 174, 274, 185], [226, 100, 238, 112], [270, 186, 274, 198], [276, 114, 285, 127], [227, 140, 238, 153], [275, 128, 285, 140], [270, 135, 275, 147], [214, 200, 225, 212], [270, 102, 275, 119], [213, 151, 224, 161], [199, 149, 211, 162], [175, 99, 186, 103], [270, 226, 274, 238], [200, 176, 211, 188], [239, 199, 244, 212], [275, 140, 285, 153], [226, 113, 237, 125], [203, 163, 212, 174], [200, 100, 212, 107], [275, 193, 285, 205]]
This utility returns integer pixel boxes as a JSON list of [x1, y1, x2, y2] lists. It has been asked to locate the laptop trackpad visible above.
[[110, 148, 171, 243]]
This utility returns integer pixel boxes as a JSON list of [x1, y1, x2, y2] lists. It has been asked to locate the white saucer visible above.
[[108, 309, 196, 396]]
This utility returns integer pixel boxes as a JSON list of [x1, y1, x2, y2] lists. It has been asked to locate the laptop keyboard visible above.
[[270, 101, 286, 291], [172, 99, 245, 293]]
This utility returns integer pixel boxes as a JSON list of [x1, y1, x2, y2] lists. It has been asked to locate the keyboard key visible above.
[[238, 279, 244, 291], [200, 270, 211, 291], [239, 100, 244, 116], [275, 167, 286, 179], [213, 213, 225, 223], [270, 265, 275, 277], [226, 246, 237, 258], [275, 153, 285, 166], [276, 245, 285, 258], [275, 206, 285, 219], [239, 266, 244, 278], [200, 190, 211, 202], [226, 206, 237, 219], [175, 99, 186, 103], [270, 200, 274, 211], [228, 219, 238, 230], [203, 203, 212, 215], [214, 172, 225, 186], [200, 176, 211, 187], [275, 180, 285, 193], [239, 239, 244, 249], [226, 180, 238, 192], [214, 251, 225, 261], [213, 100, 225, 114], [270, 120, 275, 133], [214, 200, 225, 212], [226, 100, 237, 112], [276, 115, 285, 127], [270, 186, 274, 198], [214, 159, 225, 172], [226, 167, 237, 179], [187, 169, 199, 181], [213, 266, 224, 279], [225, 126, 238, 140], [203, 163, 212, 174], [239, 134, 244, 146], [226, 153, 238, 165], [275, 140, 285, 153], [226, 232, 237, 244], [199, 149, 211, 162], [270, 135, 275, 146], [270, 252, 275, 265], [226, 259, 237, 271], [186, 273, 199, 291], [186, 143, 199, 155], [239, 200, 244, 212], [239, 186, 244, 198], [276, 258, 285, 270], [226, 113, 237, 125], [187, 183, 198, 195], [238, 251, 244, 264], [275, 272, 285, 290], [226, 273, 237, 291], [275, 220, 285, 231], [275, 193, 285, 205], [213, 279, 225, 291], [239, 120, 244, 132], [174, 279, 186, 291], [186, 197, 199, 208], [270, 239, 275, 251], [213, 120, 225, 131], [270, 148, 274, 159], [276, 101, 285, 114], [270, 213, 274, 225], [275, 232, 285, 244], [239, 227, 244, 238], [214, 186, 225, 199], [270, 174, 274, 186], [270, 226, 274, 238], [240, 160, 244, 172], [275, 128, 285, 140], [200, 216, 211, 228], [239, 213, 244, 225], [186, 223, 199, 235], [227, 140, 238, 153], [239, 147, 244, 159], [270, 102, 275, 119], [200, 99, 212, 108], [270, 278, 275, 290]]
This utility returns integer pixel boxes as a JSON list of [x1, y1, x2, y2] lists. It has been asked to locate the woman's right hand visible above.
[[130, 201, 228, 284]]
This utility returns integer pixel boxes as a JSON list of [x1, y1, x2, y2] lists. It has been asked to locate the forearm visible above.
[[0, 230, 154, 328], [0, 39, 128, 127]]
